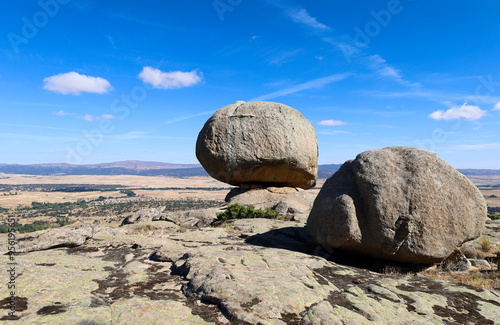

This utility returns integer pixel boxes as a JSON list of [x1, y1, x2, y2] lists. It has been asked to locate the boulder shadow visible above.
[[244, 226, 429, 274]]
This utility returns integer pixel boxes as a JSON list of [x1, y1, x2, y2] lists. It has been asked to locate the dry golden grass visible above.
[[478, 235, 495, 253], [0, 173, 227, 187], [0, 174, 323, 210], [467, 175, 500, 186], [0, 174, 230, 209], [421, 268, 500, 291], [482, 189, 500, 208], [0, 190, 125, 209]]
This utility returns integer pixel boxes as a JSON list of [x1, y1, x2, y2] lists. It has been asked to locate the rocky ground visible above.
[[0, 214, 499, 324]]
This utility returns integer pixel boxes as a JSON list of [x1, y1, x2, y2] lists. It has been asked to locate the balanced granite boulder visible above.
[[196, 101, 318, 189], [307, 146, 487, 264]]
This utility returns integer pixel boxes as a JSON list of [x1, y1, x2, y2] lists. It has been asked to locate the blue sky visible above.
[[1, 0, 500, 168]]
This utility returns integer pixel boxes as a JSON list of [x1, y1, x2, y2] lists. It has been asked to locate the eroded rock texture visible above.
[[307, 146, 487, 264], [1, 216, 498, 324]]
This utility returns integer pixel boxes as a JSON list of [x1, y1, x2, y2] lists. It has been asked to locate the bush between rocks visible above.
[[216, 204, 278, 223], [488, 214, 500, 220]]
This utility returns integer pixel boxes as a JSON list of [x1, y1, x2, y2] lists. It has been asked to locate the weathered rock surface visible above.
[[226, 186, 316, 222], [196, 101, 318, 189], [1, 216, 498, 324], [307, 146, 488, 264], [441, 250, 471, 272], [121, 206, 166, 225], [156, 207, 224, 228], [0, 223, 129, 255], [122, 207, 224, 229], [5, 224, 92, 254]]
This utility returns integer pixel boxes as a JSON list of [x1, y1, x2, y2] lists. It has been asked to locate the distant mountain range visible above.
[[0, 160, 205, 177], [0, 161, 497, 179]]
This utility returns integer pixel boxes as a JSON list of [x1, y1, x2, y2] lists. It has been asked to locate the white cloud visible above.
[[52, 110, 74, 116], [318, 120, 347, 126], [287, 8, 331, 31], [494, 101, 500, 111], [43, 72, 112, 95], [83, 114, 94, 122], [138, 67, 203, 89], [251, 73, 351, 101], [429, 103, 487, 121]]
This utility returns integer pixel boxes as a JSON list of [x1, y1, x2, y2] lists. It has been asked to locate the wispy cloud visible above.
[[286, 8, 331, 31], [269, 49, 303, 65], [43, 72, 112, 95], [102, 114, 119, 120], [463, 95, 500, 105], [492, 101, 500, 110], [268, 2, 422, 92], [251, 73, 351, 101], [109, 131, 192, 141], [0, 133, 80, 141], [318, 120, 347, 126], [452, 143, 500, 150], [165, 110, 216, 125], [138, 67, 203, 89], [374, 124, 396, 129], [111, 131, 148, 140], [429, 103, 487, 121], [365, 55, 420, 88], [1, 101, 87, 109], [318, 131, 349, 135], [81, 114, 120, 122], [357, 89, 487, 108], [52, 110, 75, 116], [0, 123, 80, 132]]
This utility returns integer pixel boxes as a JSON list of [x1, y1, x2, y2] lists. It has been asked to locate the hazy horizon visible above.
[[2, 1, 500, 169], [1, 159, 499, 171]]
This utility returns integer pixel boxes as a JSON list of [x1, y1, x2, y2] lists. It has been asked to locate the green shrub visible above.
[[487, 214, 500, 220], [216, 204, 278, 223], [120, 190, 137, 197]]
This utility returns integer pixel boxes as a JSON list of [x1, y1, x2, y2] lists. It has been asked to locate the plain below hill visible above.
[[0, 161, 498, 179]]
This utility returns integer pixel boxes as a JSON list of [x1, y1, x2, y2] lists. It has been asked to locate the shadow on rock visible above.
[[245, 226, 429, 274]]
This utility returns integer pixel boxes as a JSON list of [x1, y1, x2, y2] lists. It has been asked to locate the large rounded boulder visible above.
[[196, 101, 318, 189], [307, 146, 487, 264]]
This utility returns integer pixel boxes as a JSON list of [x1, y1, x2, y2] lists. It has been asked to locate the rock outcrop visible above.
[[121, 206, 167, 225], [121, 206, 224, 229], [307, 146, 488, 264], [1, 218, 498, 324], [196, 101, 318, 189]]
